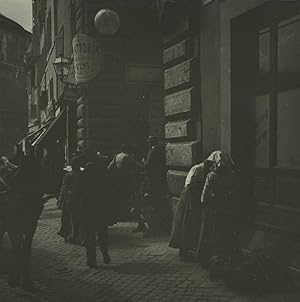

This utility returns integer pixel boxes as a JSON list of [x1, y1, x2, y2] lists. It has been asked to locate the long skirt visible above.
[[169, 184, 203, 251], [196, 204, 236, 266]]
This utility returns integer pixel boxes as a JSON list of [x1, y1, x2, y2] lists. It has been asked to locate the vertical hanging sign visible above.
[[72, 34, 101, 83]]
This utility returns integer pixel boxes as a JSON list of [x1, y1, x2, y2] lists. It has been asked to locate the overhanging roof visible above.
[[31, 109, 66, 147]]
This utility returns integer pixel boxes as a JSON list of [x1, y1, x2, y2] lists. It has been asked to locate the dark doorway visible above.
[[124, 83, 164, 160]]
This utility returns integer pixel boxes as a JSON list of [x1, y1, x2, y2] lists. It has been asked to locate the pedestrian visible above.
[[129, 169, 151, 234], [80, 147, 113, 268], [169, 156, 213, 260], [57, 157, 82, 243], [7, 148, 45, 289], [0, 156, 14, 247], [143, 136, 167, 236], [108, 143, 143, 221], [196, 150, 237, 267]]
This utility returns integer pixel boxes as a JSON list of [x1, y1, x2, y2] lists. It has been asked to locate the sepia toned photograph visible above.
[[0, 0, 299, 301]]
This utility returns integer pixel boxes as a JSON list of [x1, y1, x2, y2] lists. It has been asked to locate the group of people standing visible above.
[[57, 136, 167, 268], [169, 150, 239, 267], [58, 145, 239, 269]]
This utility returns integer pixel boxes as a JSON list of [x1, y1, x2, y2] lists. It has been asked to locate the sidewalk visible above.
[[0, 199, 299, 302]]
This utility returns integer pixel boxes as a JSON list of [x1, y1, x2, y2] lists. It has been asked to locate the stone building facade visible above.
[[0, 14, 31, 157], [159, 0, 300, 275], [28, 0, 163, 161]]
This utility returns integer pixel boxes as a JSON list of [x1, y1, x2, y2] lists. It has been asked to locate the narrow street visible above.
[[0, 199, 298, 302]]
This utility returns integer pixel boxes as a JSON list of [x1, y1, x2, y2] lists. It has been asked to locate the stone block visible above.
[[77, 117, 121, 128], [163, 39, 192, 64], [164, 59, 195, 90], [166, 141, 200, 167], [164, 87, 195, 116], [76, 104, 121, 119], [77, 127, 121, 140], [165, 119, 193, 139], [167, 170, 187, 197], [77, 104, 87, 119]]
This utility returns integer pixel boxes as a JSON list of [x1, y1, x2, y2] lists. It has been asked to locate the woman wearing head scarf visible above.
[[169, 156, 213, 260], [196, 150, 237, 267]]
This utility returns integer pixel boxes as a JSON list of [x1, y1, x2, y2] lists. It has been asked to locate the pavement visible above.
[[0, 199, 299, 302]]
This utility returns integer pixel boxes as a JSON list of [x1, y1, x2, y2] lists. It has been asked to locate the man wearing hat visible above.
[[79, 146, 112, 267], [144, 136, 167, 236]]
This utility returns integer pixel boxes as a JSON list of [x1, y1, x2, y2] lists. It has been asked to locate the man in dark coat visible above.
[[79, 147, 112, 268], [145, 136, 166, 200], [143, 136, 167, 236], [108, 144, 143, 221]]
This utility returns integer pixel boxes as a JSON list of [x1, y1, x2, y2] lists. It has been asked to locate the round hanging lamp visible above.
[[94, 9, 120, 36]]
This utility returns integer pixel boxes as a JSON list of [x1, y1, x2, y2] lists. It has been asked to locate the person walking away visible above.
[[169, 157, 213, 260], [144, 136, 167, 236], [57, 157, 81, 243], [108, 144, 143, 221], [80, 147, 113, 268], [7, 149, 44, 289], [196, 150, 237, 268]]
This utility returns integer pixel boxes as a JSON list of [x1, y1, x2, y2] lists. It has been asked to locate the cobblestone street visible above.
[[0, 199, 299, 302]]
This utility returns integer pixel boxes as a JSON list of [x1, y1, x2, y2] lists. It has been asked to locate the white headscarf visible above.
[[206, 150, 234, 170]]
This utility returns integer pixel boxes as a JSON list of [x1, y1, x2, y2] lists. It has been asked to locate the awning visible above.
[[18, 122, 51, 148], [31, 109, 66, 147]]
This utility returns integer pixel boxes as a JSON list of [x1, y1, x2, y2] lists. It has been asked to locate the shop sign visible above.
[[72, 34, 101, 83]]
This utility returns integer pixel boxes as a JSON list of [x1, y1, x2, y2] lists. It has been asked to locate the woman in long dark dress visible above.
[[196, 150, 237, 267], [169, 159, 213, 259]]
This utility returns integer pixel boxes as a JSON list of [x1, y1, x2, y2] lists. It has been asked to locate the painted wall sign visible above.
[[72, 34, 101, 83]]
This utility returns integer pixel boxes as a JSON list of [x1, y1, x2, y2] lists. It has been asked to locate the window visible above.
[[277, 88, 300, 169], [30, 104, 38, 120], [54, 0, 58, 37], [31, 64, 36, 88], [56, 27, 64, 57], [253, 15, 300, 207], [49, 78, 54, 101], [70, 0, 76, 38], [40, 91, 47, 110], [254, 94, 270, 168], [7, 34, 19, 63], [46, 10, 52, 54]]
